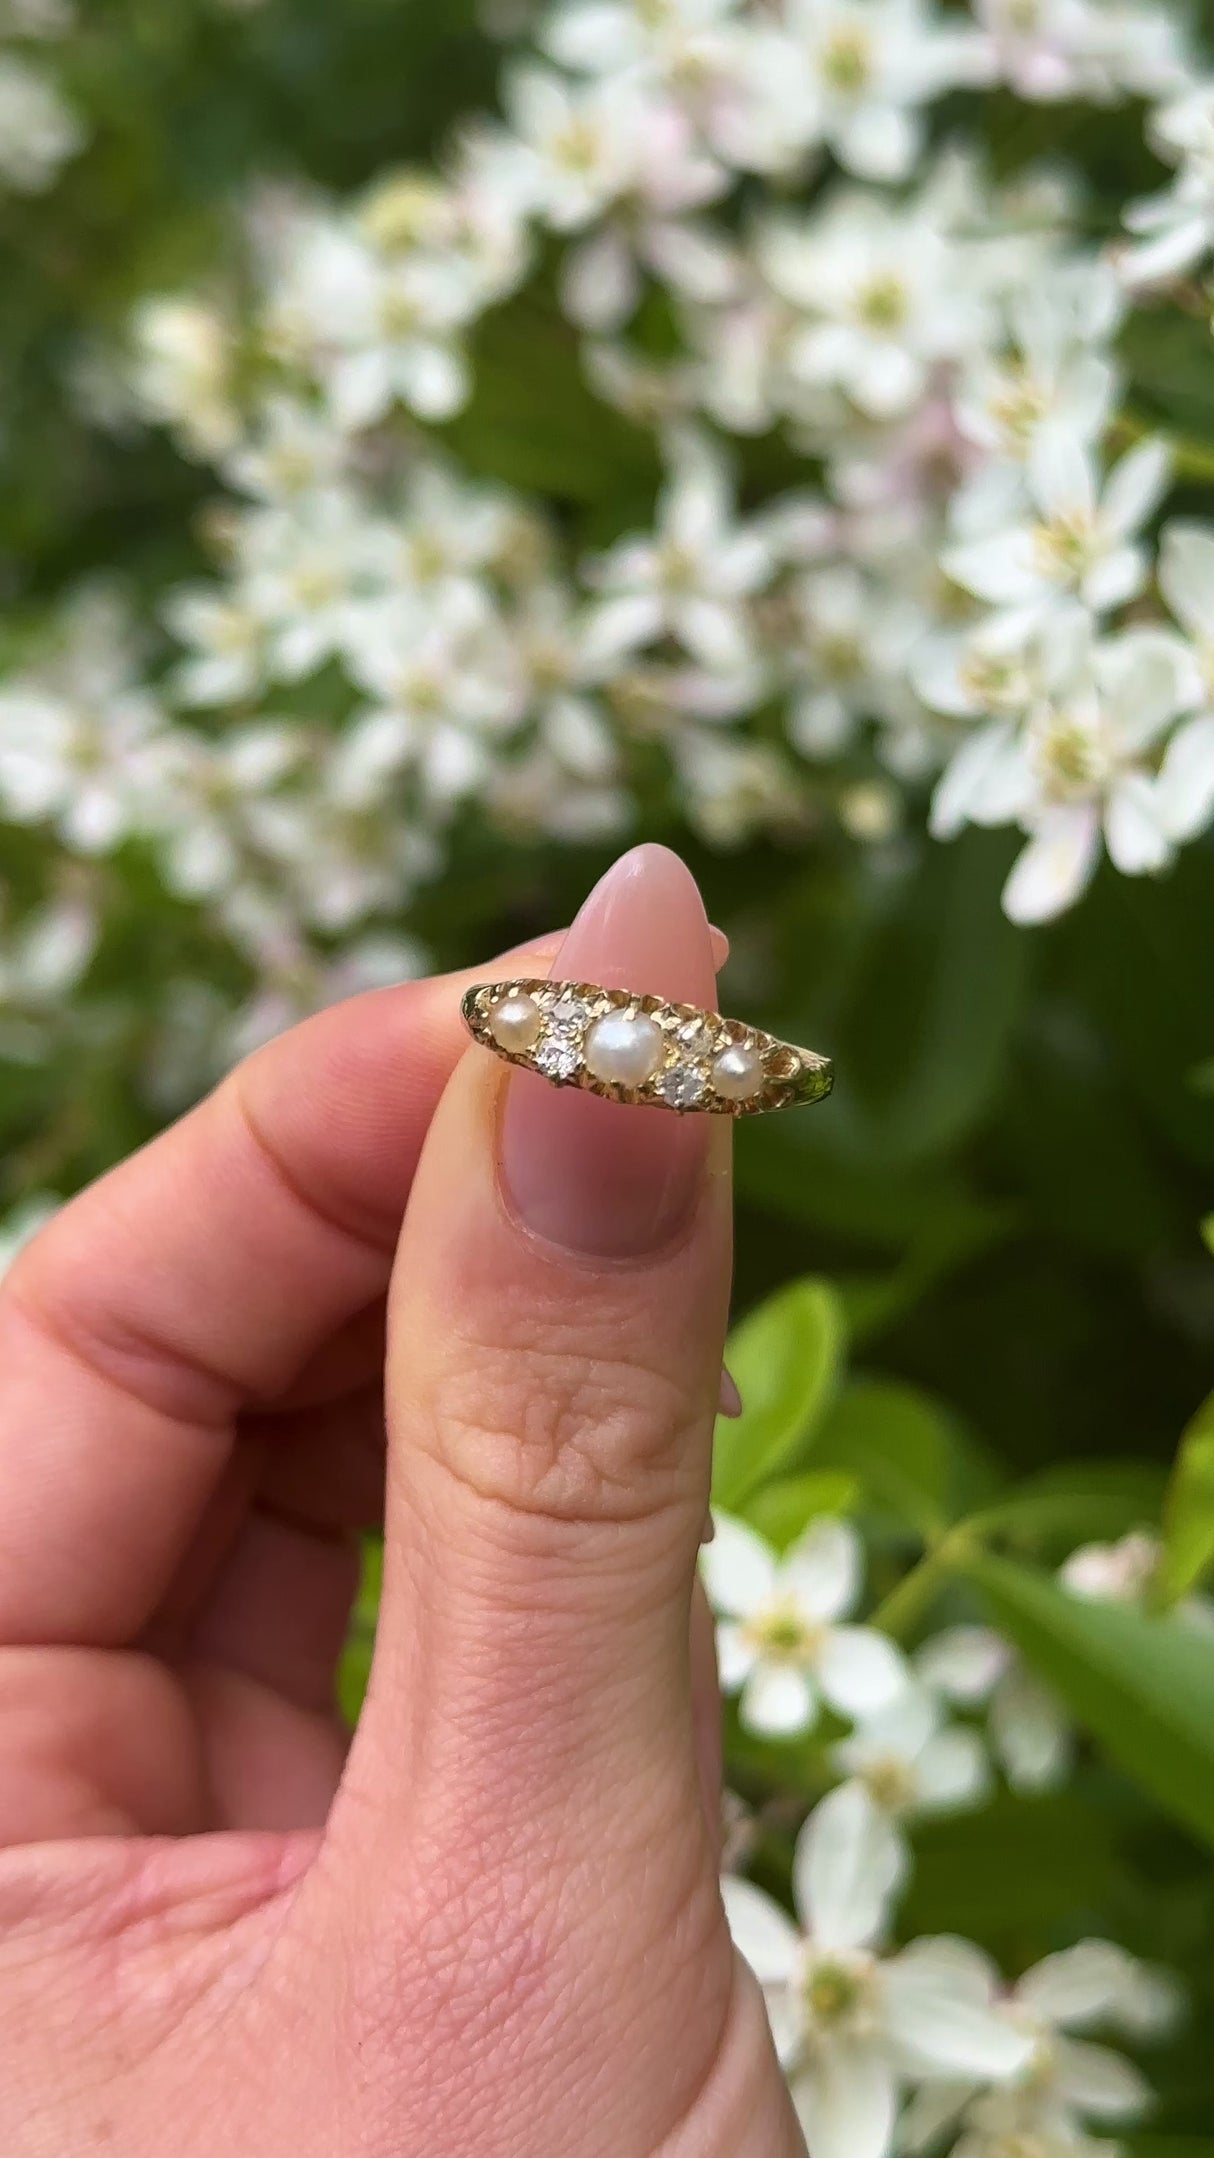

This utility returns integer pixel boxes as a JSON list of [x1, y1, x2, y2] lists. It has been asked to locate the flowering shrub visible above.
[[3, 5, 1214, 2150]]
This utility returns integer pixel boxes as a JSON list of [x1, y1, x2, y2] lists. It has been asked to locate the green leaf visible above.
[[338, 1536, 382, 1727], [1202, 1215, 1214, 1257], [814, 1377, 988, 1541], [968, 1552, 1214, 1848], [1157, 1393, 1214, 1609], [745, 1471, 860, 1551], [974, 1461, 1166, 1558], [711, 1279, 845, 1511], [1132, 2143, 1214, 2157], [899, 1790, 1123, 1946]]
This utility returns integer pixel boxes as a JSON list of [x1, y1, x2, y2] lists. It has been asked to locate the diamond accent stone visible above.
[[534, 1032, 582, 1081], [550, 993, 592, 1034], [657, 1063, 707, 1110]]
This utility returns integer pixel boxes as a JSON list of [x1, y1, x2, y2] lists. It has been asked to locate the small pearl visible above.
[[490, 991, 542, 1053], [712, 1041, 765, 1101], [584, 1011, 664, 1089]]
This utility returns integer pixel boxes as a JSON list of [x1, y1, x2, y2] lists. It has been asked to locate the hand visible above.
[[0, 845, 803, 2157]]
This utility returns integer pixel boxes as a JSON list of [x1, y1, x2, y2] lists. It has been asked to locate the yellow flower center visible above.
[[821, 25, 873, 95], [862, 1755, 918, 1813], [555, 117, 605, 176], [744, 1599, 823, 1664], [856, 274, 909, 332], [1032, 511, 1097, 584]]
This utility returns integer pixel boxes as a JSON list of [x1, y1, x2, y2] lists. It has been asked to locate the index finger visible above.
[[0, 941, 563, 1650]]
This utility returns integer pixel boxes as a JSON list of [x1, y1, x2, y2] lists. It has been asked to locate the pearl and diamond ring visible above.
[[462, 979, 833, 1117]]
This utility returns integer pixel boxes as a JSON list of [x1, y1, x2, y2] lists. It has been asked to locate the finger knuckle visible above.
[[418, 1312, 700, 1528]]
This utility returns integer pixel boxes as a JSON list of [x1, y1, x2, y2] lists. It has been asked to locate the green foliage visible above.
[[968, 1552, 1214, 1850], [711, 1277, 844, 1511], [1157, 1394, 1214, 1608]]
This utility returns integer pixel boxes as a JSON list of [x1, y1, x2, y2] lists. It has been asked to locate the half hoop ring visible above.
[[461, 978, 833, 1117]]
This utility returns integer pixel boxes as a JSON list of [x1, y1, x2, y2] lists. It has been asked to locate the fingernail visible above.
[[494, 924, 728, 970], [718, 1366, 743, 1418], [501, 844, 719, 1257]]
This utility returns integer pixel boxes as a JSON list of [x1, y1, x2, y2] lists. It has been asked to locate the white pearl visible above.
[[490, 991, 542, 1053], [584, 1011, 664, 1089], [712, 1041, 764, 1101]]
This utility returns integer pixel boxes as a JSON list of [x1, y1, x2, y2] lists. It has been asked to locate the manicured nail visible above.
[[501, 845, 718, 1257], [718, 1367, 743, 1418], [496, 924, 728, 970]]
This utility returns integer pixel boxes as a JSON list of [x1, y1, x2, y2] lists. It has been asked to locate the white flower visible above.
[[1060, 1529, 1163, 1604], [1122, 82, 1214, 286], [911, 1940, 1167, 2151], [916, 1626, 1074, 1793], [786, 563, 927, 758], [701, 1513, 907, 1737], [498, 65, 646, 230], [761, 191, 987, 420], [0, 603, 163, 853], [145, 723, 302, 901], [583, 431, 774, 671], [130, 296, 239, 458], [238, 489, 392, 681], [942, 432, 1171, 628], [832, 1684, 992, 1841], [561, 177, 736, 331], [1152, 521, 1214, 843], [222, 396, 348, 503], [724, 1785, 1033, 2158], [975, 0, 1188, 104], [341, 592, 524, 809], [955, 272, 1123, 467], [0, 49, 82, 193], [783, 0, 991, 183], [929, 623, 1193, 921], [165, 586, 264, 708], [542, 0, 740, 83], [283, 225, 478, 428]]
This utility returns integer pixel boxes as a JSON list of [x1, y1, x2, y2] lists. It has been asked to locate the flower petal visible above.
[[1105, 774, 1173, 877], [1156, 712, 1214, 842], [818, 1626, 909, 1721], [990, 1668, 1072, 1792], [700, 1512, 776, 1618], [1016, 1941, 1142, 2030], [715, 1619, 756, 1693], [741, 1662, 818, 1738], [781, 1515, 863, 1622], [791, 2040, 897, 2158], [914, 1729, 993, 1813], [721, 1875, 801, 1987], [1002, 805, 1101, 925], [885, 1965, 1032, 2082], [1052, 2036, 1152, 2119], [1159, 521, 1214, 640], [915, 1626, 1011, 1704], [794, 1782, 903, 1950]]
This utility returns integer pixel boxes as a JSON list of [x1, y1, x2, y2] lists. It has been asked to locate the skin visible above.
[[0, 844, 804, 2157]]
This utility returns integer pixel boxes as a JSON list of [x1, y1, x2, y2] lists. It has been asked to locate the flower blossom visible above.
[[724, 1783, 1034, 2158], [701, 1512, 907, 1737]]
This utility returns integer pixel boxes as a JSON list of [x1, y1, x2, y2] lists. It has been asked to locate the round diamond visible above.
[[550, 993, 592, 1032], [534, 1032, 582, 1082], [657, 1063, 707, 1110]]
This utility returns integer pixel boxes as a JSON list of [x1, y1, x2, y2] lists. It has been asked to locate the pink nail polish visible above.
[[718, 1367, 743, 1418], [500, 846, 719, 1257]]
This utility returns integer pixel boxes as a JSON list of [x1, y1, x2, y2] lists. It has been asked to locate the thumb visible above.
[[319, 844, 756, 2150]]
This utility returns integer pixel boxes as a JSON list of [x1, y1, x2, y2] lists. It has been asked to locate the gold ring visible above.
[[461, 979, 833, 1116]]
